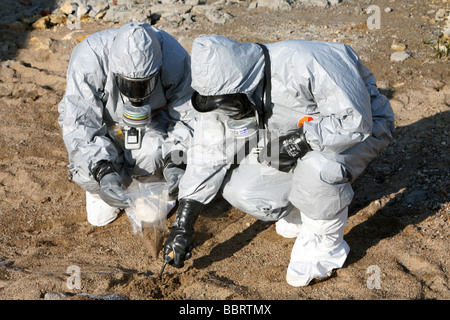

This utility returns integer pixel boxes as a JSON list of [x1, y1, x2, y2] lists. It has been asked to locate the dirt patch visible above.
[[0, 0, 449, 302]]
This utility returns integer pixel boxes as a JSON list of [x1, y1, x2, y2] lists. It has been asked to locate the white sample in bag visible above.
[[124, 180, 176, 258]]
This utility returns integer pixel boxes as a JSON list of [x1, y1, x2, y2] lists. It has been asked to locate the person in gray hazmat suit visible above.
[[163, 35, 395, 286], [58, 21, 195, 227]]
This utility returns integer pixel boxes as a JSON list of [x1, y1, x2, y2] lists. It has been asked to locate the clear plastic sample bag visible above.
[[124, 180, 176, 259]]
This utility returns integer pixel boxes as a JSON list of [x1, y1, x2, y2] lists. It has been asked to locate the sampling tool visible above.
[[159, 250, 174, 277]]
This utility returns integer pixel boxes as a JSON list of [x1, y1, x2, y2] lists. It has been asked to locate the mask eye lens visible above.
[[114, 72, 158, 102], [191, 92, 253, 119]]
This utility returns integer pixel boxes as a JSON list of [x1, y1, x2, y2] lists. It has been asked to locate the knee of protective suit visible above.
[[86, 191, 120, 226], [222, 161, 293, 222], [289, 151, 354, 220]]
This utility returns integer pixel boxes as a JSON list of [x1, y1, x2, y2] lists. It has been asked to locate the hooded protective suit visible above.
[[58, 22, 195, 225], [181, 35, 394, 217], [176, 35, 394, 286]]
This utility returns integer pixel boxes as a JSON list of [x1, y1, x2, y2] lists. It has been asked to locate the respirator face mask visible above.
[[114, 71, 159, 103], [114, 71, 159, 149], [191, 92, 259, 139]]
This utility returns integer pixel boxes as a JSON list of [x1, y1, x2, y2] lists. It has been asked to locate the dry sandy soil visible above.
[[0, 0, 449, 304]]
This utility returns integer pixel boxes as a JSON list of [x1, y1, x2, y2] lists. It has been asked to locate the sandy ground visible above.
[[0, 0, 449, 303]]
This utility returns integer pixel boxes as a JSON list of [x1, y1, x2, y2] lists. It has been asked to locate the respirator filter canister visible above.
[[227, 110, 259, 139], [122, 101, 152, 128]]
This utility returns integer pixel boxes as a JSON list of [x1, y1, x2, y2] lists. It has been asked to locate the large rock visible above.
[[205, 10, 233, 24], [59, 1, 77, 15], [102, 6, 150, 24], [191, 5, 223, 16]]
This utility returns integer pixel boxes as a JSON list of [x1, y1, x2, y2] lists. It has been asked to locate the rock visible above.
[[391, 42, 407, 51], [102, 6, 150, 24], [434, 43, 448, 56], [442, 27, 450, 40], [328, 0, 342, 5], [89, 4, 110, 19], [206, 10, 233, 24], [161, 12, 184, 25], [181, 13, 194, 25], [61, 30, 85, 41], [435, 8, 447, 19], [376, 80, 390, 90], [30, 37, 56, 52], [77, 293, 128, 300], [249, 0, 292, 11], [43, 291, 128, 300], [191, 5, 222, 16], [60, 1, 77, 16], [32, 16, 51, 30], [293, 0, 340, 8], [185, 0, 201, 5], [76, 3, 90, 18], [44, 292, 71, 300], [390, 51, 410, 62], [49, 13, 68, 25]]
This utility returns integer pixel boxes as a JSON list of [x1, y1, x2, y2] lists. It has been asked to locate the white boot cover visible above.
[[275, 208, 302, 238], [286, 208, 350, 287], [86, 191, 120, 227]]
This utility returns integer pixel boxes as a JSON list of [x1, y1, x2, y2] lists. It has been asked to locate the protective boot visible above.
[[286, 207, 350, 287], [163, 198, 204, 268], [86, 191, 120, 227], [275, 207, 302, 238]]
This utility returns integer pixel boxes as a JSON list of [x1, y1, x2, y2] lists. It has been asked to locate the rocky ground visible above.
[[0, 0, 449, 303]]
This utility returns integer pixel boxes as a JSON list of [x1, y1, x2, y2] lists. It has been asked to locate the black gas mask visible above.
[[114, 71, 159, 149], [191, 92, 259, 139], [114, 72, 159, 103]]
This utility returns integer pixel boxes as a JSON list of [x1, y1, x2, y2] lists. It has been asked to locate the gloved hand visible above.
[[163, 198, 204, 268], [93, 161, 130, 208], [99, 172, 130, 208], [258, 128, 311, 173], [163, 151, 186, 199]]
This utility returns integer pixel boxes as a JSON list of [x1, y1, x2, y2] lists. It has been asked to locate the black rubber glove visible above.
[[258, 127, 312, 173], [163, 198, 204, 268], [162, 151, 186, 199]]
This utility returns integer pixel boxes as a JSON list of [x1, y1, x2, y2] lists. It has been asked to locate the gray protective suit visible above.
[[58, 22, 195, 194], [179, 35, 395, 221]]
